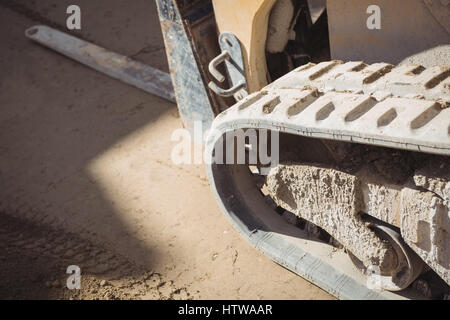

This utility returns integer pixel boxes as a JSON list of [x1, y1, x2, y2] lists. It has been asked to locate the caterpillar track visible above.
[[205, 61, 450, 300]]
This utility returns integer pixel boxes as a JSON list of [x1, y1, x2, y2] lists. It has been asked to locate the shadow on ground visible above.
[[0, 0, 182, 299]]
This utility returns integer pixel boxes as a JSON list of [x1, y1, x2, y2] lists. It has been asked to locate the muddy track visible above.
[[0, 212, 193, 300]]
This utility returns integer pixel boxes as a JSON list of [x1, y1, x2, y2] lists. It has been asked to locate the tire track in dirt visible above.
[[0, 212, 193, 300]]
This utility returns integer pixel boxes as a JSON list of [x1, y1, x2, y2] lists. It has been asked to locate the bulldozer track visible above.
[[205, 61, 450, 300], [269, 61, 450, 101], [209, 61, 450, 156]]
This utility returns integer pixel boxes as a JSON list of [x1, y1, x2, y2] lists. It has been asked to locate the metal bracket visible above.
[[208, 33, 248, 101]]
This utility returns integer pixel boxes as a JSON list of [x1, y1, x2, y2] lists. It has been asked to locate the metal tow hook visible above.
[[208, 33, 248, 101]]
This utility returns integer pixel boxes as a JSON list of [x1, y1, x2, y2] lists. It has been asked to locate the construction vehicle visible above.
[[156, 0, 450, 299]]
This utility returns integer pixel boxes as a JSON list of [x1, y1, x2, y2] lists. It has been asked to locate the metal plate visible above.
[[156, 0, 216, 141]]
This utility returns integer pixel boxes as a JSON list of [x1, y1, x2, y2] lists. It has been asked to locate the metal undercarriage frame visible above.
[[156, 0, 220, 140]]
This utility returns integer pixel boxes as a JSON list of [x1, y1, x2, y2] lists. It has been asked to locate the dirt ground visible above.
[[0, 0, 332, 299]]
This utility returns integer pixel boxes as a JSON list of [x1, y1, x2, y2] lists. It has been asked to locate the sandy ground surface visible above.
[[0, 0, 332, 299]]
